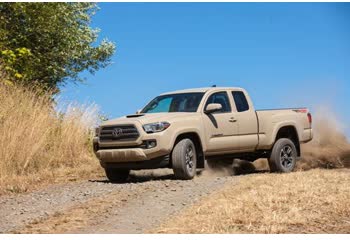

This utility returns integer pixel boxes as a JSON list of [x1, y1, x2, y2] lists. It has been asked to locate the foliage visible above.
[[0, 48, 32, 85], [0, 3, 115, 92]]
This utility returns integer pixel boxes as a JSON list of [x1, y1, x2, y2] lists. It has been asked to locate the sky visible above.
[[59, 3, 350, 135]]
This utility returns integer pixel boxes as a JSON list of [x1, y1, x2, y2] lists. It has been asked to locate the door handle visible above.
[[229, 117, 237, 122]]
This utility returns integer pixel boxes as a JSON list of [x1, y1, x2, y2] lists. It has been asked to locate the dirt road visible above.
[[0, 169, 234, 233]]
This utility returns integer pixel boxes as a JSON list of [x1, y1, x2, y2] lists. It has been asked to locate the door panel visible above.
[[231, 91, 259, 151], [235, 111, 258, 150], [202, 113, 239, 153], [202, 91, 239, 154]]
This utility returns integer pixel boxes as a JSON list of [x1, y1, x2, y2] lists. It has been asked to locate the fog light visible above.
[[148, 140, 157, 148], [142, 140, 157, 149]]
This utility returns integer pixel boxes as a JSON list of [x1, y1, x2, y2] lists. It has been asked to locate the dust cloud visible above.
[[298, 107, 350, 170]]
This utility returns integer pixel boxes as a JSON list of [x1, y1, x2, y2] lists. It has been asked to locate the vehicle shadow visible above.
[[232, 159, 270, 175], [128, 171, 177, 183], [89, 169, 176, 184], [89, 161, 270, 184]]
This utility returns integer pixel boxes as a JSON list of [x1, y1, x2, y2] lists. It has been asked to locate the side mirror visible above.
[[136, 109, 142, 114], [205, 103, 222, 114]]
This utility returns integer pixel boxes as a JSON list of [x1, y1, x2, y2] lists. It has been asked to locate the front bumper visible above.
[[93, 135, 171, 168], [99, 155, 171, 170], [96, 148, 147, 162]]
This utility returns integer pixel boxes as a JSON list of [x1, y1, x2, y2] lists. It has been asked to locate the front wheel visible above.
[[268, 138, 297, 173], [105, 168, 130, 183], [172, 138, 197, 180]]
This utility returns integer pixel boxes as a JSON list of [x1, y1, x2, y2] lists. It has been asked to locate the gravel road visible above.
[[0, 169, 234, 233]]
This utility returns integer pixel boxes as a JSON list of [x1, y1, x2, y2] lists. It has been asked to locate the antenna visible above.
[[211, 84, 217, 87]]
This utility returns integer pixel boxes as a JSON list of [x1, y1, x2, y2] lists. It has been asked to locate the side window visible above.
[[205, 92, 231, 113], [232, 91, 249, 112]]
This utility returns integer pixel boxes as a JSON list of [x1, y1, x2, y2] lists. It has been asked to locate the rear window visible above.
[[232, 91, 249, 112]]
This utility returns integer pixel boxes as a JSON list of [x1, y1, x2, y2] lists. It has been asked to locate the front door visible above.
[[202, 91, 239, 155]]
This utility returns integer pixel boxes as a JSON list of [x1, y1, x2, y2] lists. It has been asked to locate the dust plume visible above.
[[298, 107, 350, 170], [201, 164, 234, 177]]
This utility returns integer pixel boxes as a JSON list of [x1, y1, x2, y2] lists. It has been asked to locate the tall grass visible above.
[[0, 83, 102, 194], [153, 169, 350, 233]]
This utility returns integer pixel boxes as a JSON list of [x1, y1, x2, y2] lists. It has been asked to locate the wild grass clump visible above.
[[0, 83, 102, 194]]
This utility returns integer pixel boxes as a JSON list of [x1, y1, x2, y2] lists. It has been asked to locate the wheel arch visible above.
[[274, 125, 300, 156], [172, 132, 205, 168]]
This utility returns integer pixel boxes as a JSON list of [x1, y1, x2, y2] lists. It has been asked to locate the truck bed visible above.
[[255, 108, 313, 149]]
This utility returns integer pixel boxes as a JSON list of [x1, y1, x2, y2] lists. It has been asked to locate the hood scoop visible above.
[[126, 114, 145, 118]]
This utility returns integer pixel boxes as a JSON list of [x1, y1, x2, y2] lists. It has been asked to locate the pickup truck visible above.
[[93, 87, 313, 182]]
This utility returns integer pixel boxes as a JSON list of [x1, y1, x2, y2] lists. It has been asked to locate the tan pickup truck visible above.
[[93, 87, 313, 182]]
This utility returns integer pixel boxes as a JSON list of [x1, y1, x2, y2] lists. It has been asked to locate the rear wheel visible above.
[[172, 138, 197, 180], [105, 168, 130, 183], [268, 138, 297, 173]]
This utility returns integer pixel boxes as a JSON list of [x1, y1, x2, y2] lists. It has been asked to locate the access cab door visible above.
[[230, 90, 259, 151], [202, 91, 239, 155]]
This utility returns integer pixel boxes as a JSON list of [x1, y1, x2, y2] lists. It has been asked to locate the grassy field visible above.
[[0, 84, 103, 195], [153, 169, 350, 234]]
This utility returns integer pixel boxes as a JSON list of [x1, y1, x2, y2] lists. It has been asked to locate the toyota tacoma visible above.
[[93, 87, 313, 182]]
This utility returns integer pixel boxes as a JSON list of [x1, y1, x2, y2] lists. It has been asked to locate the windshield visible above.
[[141, 93, 204, 113]]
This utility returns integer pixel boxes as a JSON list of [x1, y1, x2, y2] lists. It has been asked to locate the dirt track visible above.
[[0, 169, 234, 233]]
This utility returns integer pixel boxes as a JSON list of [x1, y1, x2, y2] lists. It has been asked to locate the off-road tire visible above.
[[172, 138, 197, 180], [268, 138, 297, 173], [105, 168, 130, 183]]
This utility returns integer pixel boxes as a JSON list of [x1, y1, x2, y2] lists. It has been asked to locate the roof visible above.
[[160, 87, 243, 95]]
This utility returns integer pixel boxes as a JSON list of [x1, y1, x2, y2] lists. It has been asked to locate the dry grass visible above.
[[0, 84, 103, 195], [153, 169, 350, 234]]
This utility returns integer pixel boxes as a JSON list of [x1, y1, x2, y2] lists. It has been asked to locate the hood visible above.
[[101, 112, 200, 126]]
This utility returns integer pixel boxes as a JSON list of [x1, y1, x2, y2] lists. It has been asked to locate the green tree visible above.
[[0, 3, 115, 92]]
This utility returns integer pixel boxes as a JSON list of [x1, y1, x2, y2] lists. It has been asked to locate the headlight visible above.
[[94, 127, 100, 137], [143, 122, 170, 133]]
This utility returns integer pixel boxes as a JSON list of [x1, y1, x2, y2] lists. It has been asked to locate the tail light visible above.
[[293, 108, 307, 113], [307, 112, 312, 124]]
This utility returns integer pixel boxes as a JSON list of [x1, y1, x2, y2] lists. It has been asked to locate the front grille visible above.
[[99, 125, 139, 142]]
